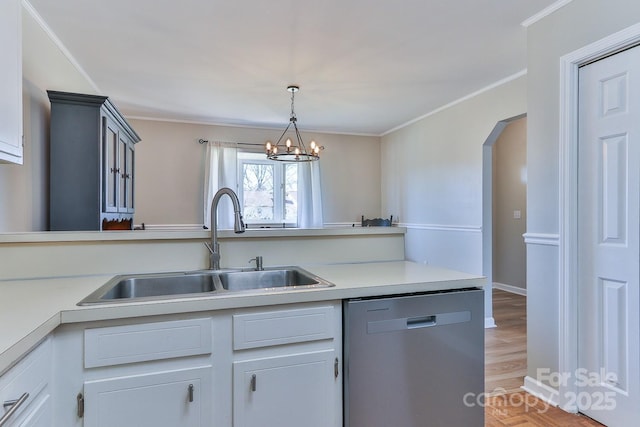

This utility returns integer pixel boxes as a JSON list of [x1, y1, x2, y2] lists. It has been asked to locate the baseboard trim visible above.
[[485, 317, 497, 328], [522, 376, 560, 407], [493, 282, 527, 296]]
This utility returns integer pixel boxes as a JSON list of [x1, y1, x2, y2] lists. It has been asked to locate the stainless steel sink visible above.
[[217, 267, 330, 292], [77, 267, 334, 305], [78, 272, 221, 305]]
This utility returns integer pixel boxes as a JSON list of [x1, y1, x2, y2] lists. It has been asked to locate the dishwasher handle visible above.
[[406, 315, 436, 329], [367, 310, 471, 334]]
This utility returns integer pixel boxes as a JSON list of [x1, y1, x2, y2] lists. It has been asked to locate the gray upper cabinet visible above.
[[48, 91, 141, 231], [0, 0, 23, 165]]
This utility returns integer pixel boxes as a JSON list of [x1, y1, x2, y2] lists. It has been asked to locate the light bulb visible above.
[[286, 138, 292, 148], [310, 140, 316, 150], [265, 141, 272, 152], [295, 147, 300, 155], [273, 146, 278, 154]]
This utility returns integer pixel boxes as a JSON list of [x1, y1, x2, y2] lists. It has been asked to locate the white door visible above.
[[233, 350, 337, 427], [578, 44, 640, 426], [83, 367, 212, 427]]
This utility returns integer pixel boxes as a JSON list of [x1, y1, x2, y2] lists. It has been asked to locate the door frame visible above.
[[558, 22, 640, 412], [481, 113, 527, 318]]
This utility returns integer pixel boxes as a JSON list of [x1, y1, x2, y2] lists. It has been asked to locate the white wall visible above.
[[0, 7, 98, 232], [130, 119, 381, 228], [0, 229, 404, 281], [0, 6, 97, 232], [381, 75, 527, 276], [492, 117, 527, 290], [0, 6, 382, 232], [526, 0, 640, 390], [0, 83, 48, 231]]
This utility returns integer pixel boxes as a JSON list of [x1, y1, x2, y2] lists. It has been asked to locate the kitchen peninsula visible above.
[[0, 227, 485, 426]]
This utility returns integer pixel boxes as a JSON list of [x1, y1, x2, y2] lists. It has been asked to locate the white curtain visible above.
[[203, 142, 238, 229], [297, 161, 324, 228]]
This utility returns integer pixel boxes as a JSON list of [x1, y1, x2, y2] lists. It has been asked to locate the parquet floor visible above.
[[484, 289, 604, 426]]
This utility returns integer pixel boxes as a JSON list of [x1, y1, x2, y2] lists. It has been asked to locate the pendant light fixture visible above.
[[265, 85, 323, 162]]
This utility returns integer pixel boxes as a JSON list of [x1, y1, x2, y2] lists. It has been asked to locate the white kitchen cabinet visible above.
[[52, 317, 214, 427], [0, 0, 23, 164], [231, 303, 342, 427], [50, 303, 341, 427], [233, 350, 337, 427], [0, 339, 52, 427], [80, 318, 213, 427], [83, 367, 211, 427]]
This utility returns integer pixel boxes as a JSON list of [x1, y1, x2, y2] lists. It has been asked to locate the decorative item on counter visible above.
[[361, 215, 393, 227]]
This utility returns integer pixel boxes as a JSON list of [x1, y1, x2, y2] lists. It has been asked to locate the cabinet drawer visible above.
[[0, 339, 51, 424], [84, 318, 212, 368], [233, 306, 334, 350]]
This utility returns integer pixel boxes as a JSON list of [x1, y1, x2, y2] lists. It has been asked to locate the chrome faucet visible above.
[[205, 187, 245, 270], [249, 256, 263, 271]]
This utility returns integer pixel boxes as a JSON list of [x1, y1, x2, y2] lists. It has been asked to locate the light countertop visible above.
[[0, 226, 405, 244], [0, 261, 484, 374]]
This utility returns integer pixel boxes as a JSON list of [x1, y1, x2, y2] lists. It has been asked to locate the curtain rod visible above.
[[198, 138, 264, 147]]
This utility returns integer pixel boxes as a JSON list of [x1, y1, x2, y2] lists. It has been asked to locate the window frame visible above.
[[237, 152, 298, 228]]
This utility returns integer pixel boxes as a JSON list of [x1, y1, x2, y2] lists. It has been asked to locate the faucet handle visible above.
[[249, 256, 263, 271], [204, 242, 213, 254]]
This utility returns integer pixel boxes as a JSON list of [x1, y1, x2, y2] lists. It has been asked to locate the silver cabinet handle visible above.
[[1, 393, 29, 427], [188, 384, 194, 403], [250, 374, 257, 392]]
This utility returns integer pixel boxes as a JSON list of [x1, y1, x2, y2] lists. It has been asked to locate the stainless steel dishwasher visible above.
[[343, 288, 484, 427]]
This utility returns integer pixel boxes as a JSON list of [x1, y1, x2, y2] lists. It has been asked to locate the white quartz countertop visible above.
[[0, 261, 484, 374]]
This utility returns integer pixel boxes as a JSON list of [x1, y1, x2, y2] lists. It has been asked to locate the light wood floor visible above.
[[485, 289, 527, 394], [484, 289, 604, 426]]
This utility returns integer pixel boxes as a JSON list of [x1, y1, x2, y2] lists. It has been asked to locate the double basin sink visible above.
[[78, 267, 334, 305]]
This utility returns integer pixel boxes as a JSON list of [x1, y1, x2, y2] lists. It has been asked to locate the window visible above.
[[238, 152, 298, 227]]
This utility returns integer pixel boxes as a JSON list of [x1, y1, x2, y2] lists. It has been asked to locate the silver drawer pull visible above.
[[188, 384, 194, 403], [250, 374, 257, 392], [1, 393, 29, 427]]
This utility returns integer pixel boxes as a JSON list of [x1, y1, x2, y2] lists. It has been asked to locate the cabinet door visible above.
[[83, 367, 212, 427], [102, 115, 120, 213], [117, 133, 128, 212], [0, 0, 22, 164], [233, 350, 337, 427], [124, 142, 135, 213]]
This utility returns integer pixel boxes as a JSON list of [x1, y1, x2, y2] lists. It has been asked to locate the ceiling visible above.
[[26, 0, 561, 136]]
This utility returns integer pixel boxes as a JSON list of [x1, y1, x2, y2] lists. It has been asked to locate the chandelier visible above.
[[265, 85, 323, 162]]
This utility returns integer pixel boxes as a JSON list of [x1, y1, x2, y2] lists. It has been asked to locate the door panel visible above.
[[578, 44, 640, 426], [83, 367, 211, 427], [125, 143, 135, 212], [118, 134, 128, 212], [103, 116, 119, 213], [233, 351, 335, 427]]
